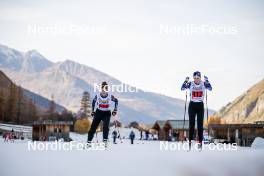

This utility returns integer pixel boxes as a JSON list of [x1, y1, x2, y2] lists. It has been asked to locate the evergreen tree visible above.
[[48, 94, 56, 119], [0, 88, 4, 122], [31, 98, 37, 121], [6, 83, 17, 122], [16, 86, 23, 124], [80, 91, 92, 119]]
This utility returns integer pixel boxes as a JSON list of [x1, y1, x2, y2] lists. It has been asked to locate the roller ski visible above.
[[188, 142, 192, 151], [197, 142, 203, 152]]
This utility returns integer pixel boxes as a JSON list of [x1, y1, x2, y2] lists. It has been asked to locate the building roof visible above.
[[33, 120, 73, 125], [152, 120, 199, 130], [152, 120, 167, 129], [166, 120, 190, 130], [209, 123, 264, 129]]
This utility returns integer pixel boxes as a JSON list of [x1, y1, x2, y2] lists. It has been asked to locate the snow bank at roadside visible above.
[[251, 137, 264, 149]]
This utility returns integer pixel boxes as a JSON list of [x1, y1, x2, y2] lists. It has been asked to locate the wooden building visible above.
[[152, 119, 264, 146], [152, 120, 197, 141], [165, 120, 189, 141], [209, 123, 264, 146], [32, 120, 73, 142], [152, 120, 167, 140]]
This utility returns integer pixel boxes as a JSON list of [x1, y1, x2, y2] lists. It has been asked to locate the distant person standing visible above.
[[129, 130, 135, 144], [3, 132, 8, 142], [145, 131, 149, 140], [10, 129, 15, 142], [112, 130, 117, 144]]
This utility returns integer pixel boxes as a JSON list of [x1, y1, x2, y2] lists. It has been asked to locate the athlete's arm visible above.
[[92, 95, 97, 112], [181, 81, 191, 90], [181, 77, 190, 90]]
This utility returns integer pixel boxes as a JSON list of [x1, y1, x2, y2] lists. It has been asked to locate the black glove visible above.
[[184, 77, 189, 83], [204, 76, 209, 82], [112, 109, 117, 116], [91, 111, 95, 117]]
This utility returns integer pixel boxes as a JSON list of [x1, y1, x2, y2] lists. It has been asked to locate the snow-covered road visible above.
[[1, 136, 264, 176]]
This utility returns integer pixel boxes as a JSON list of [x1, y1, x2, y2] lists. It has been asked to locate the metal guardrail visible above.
[[0, 123, 32, 132], [0, 123, 32, 139]]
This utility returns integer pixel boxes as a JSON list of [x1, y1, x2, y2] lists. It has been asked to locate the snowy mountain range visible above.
[[0, 44, 214, 124]]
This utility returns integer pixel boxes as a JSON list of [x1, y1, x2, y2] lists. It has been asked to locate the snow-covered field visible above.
[[1, 132, 264, 176]]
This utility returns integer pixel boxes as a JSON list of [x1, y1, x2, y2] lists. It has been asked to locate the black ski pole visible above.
[[95, 131, 99, 143], [205, 89, 209, 140], [182, 84, 188, 142]]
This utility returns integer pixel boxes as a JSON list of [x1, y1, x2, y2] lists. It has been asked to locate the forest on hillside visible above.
[[0, 70, 73, 125]]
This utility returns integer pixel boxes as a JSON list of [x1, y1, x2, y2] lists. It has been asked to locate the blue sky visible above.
[[0, 0, 264, 110]]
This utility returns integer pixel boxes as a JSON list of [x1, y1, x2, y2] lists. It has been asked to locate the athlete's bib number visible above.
[[192, 91, 203, 98], [99, 104, 109, 108]]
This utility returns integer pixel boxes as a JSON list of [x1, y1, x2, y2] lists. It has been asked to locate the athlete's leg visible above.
[[188, 102, 196, 142], [87, 110, 102, 142], [197, 102, 204, 143], [102, 111, 111, 141]]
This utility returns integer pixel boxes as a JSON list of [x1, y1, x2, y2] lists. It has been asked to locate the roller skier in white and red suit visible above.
[[87, 81, 118, 146], [181, 71, 212, 149]]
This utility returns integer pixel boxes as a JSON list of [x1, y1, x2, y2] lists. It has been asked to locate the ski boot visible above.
[[188, 141, 192, 152], [197, 142, 203, 152], [103, 139, 108, 149], [84, 141, 92, 149]]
